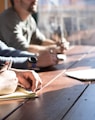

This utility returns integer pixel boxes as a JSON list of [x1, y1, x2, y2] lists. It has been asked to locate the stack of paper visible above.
[[0, 87, 37, 100]]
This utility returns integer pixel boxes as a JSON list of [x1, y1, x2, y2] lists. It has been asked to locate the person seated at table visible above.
[[0, 0, 69, 55], [0, 40, 58, 69], [0, 62, 42, 92]]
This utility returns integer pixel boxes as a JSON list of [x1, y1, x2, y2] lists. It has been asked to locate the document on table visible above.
[[57, 54, 67, 61], [0, 87, 37, 100], [65, 69, 95, 81]]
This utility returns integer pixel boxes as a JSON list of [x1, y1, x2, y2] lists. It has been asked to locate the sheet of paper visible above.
[[0, 87, 36, 100], [57, 54, 67, 61], [65, 69, 95, 81]]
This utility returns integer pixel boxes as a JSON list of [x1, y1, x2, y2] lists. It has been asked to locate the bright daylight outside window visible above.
[[38, 0, 95, 46]]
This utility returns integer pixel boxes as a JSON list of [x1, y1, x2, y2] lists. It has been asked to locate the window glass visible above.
[[38, 0, 95, 46]]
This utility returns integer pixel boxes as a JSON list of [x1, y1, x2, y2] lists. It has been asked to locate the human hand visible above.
[[44, 37, 69, 54], [61, 37, 70, 50], [36, 48, 58, 68], [56, 38, 70, 53], [14, 69, 42, 92]]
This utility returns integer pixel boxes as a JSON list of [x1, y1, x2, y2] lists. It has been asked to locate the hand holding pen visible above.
[[56, 37, 70, 54]]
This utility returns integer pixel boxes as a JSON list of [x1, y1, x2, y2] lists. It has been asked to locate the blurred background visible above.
[[1, 0, 95, 46]]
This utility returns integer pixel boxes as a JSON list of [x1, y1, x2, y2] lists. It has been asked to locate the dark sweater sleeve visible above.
[[0, 41, 36, 69], [0, 40, 35, 57], [0, 56, 28, 69]]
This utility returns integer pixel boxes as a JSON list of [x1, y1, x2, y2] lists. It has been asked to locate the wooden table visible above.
[[1, 45, 95, 120]]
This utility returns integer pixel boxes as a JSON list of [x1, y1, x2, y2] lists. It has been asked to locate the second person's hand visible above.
[[36, 47, 58, 68]]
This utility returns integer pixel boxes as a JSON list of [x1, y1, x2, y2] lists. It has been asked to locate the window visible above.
[[38, 0, 95, 46]]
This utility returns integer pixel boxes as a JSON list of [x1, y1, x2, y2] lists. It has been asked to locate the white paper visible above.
[[0, 87, 36, 100], [65, 69, 95, 80], [57, 54, 67, 60]]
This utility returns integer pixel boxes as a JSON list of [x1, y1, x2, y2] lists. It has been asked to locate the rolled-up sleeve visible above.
[[0, 41, 36, 69], [0, 56, 28, 69]]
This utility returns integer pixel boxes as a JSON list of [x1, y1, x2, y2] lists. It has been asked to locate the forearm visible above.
[[0, 47, 35, 57], [0, 56, 28, 69], [27, 44, 45, 53], [41, 39, 55, 46]]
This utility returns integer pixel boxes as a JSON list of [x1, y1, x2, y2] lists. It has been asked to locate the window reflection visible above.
[[38, 0, 95, 46]]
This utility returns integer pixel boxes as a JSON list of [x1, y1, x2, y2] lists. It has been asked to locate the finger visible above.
[[31, 71, 42, 92], [50, 51, 59, 64], [18, 76, 31, 89]]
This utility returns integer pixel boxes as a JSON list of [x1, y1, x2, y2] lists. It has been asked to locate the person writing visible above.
[[0, 0, 69, 55], [0, 62, 42, 93]]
